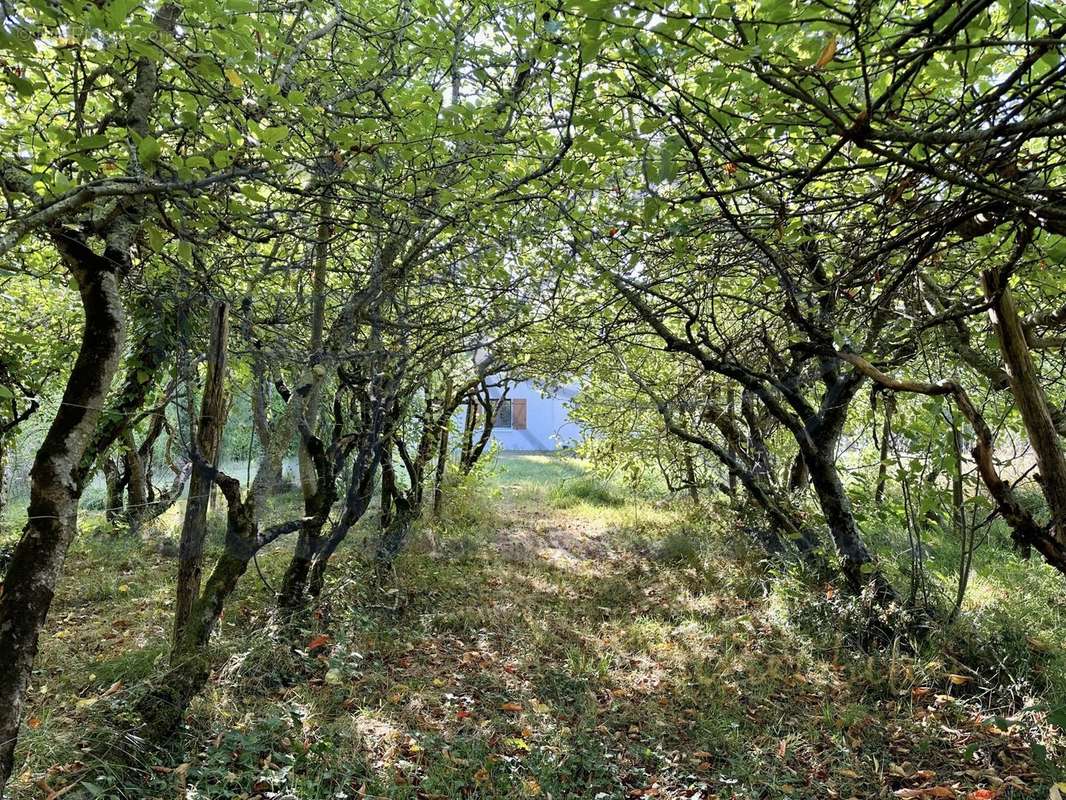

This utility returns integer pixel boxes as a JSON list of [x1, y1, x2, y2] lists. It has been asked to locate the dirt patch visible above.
[[491, 511, 617, 570]]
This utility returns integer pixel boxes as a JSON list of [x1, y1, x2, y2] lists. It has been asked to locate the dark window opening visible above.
[[494, 398, 513, 428]]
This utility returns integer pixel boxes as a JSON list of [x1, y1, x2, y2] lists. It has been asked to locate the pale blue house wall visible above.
[[459, 380, 581, 452]]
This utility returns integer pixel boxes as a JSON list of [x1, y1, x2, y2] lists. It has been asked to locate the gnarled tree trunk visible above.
[[0, 238, 126, 793], [801, 443, 887, 593]]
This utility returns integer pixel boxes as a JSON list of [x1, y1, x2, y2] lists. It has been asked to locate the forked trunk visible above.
[[278, 453, 338, 611], [142, 470, 301, 736], [143, 543, 253, 734]]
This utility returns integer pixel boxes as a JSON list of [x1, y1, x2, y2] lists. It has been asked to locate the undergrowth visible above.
[[6, 453, 1065, 799]]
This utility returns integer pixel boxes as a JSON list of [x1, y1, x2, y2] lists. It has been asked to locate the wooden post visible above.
[[174, 301, 229, 649]]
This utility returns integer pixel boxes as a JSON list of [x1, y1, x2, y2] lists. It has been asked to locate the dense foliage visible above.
[[1, 0, 1064, 796]]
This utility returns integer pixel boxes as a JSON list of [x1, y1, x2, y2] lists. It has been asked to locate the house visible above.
[[466, 380, 581, 452]]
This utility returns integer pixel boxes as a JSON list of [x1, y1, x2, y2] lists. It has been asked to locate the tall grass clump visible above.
[[548, 475, 625, 509]]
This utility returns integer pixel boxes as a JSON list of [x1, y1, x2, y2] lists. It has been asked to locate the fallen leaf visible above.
[[500, 702, 523, 713], [927, 789, 956, 799], [307, 634, 330, 652], [101, 680, 123, 697]]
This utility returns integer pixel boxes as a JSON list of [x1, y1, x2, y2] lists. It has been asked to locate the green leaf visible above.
[[137, 136, 161, 166], [1030, 742, 1048, 765], [74, 134, 109, 150], [146, 226, 164, 252], [7, 75, 34, 96], [260, 125, 289, 145], [638, 117, 660, 134]]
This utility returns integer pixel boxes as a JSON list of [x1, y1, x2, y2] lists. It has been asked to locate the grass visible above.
[[3, 452, 1065, 799], [854, 485, 1066, 709]]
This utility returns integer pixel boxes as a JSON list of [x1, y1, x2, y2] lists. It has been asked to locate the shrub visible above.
[[431, 460, 502, 548]]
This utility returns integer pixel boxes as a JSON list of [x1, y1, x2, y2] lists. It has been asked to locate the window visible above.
[[494, 398, 513, 428]]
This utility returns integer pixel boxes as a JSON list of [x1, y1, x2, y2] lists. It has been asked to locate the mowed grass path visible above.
[[8, 454, 1064, 799]]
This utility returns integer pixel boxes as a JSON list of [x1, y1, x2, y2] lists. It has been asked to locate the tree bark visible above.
[[173, 301, 229, 648], [121, 427, 149, 534], [682, 445, 699, 503], [142, 396, 307, 735], [982, 267, 1066, 550], [459, 395, 476, 470], [102, 456, 128, 525], [874, 391, 895, 504], [303, 415, 386, 600], [297, 197, 332, 502], [0, 444, 7, 520], [802, 442, 892, 597], [461, 381, 503, 474], [277, 412, 343, 612], [787, 453, 809, 493], [0, 241, 126, 794], [376, 381, 471, 564], [143, 475, 257, 736], [432, 377, 453, 516]]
